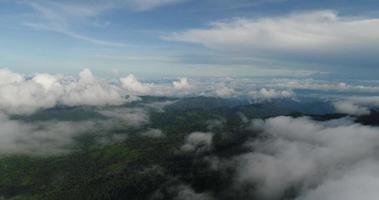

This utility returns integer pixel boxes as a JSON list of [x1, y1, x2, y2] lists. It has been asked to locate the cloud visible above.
[[120, 74, 193, 96], [98, 108, 150, 127], [173, 78, 191, 91], [249, 88, 295, 100], [348, 96, 379, 106], [151, 183, 214, 200], [61, 69, 125, 107], [0, 68, 24, 85], [15, 0, 187, 46], [21, 1, 126, 47], [0, 114, 95, 155], [297, 160, 379, 200], [167, 10, 379, 52], [4, 68, 378, 116], [272, 80, 379, 93], [120, 74, 153, 95], [142, 100, 176, 112], [333, 101, 370, 116], [212, 83, 236, 98], [333, 96, 379, 115], [166, 10, 379, 68], [181, 132, 213, 153], [140, 128, 165, 138], [173, 184, 214, 200], [0, 106, 152, 155], [0, 68, 125, 114], [235, 116, 379, 199], [127, 0, 187, 11], [0, 68, 278, 115]]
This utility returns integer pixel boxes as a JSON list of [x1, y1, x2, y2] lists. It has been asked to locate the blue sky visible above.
[[1, 0, 379, 78]]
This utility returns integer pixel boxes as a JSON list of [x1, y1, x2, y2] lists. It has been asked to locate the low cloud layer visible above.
[[0, 106, 150, 155], [98, 107, 150, 127], [172, 184, 214, 200], [334, 96, 379, 115], [234, 116, 379, 199], [0, 68, 313, 116], [181, 132, 213, 153], [334, 101, 370, 115], [0, 114, 95, 155], [272, 80, 379, 93]]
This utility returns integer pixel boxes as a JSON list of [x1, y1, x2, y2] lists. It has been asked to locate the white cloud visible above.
[[0, 68, 125, 114], [181, 132, 213, 153], [0, 107, 151, 155], [348, 96, 379, 106], [298, 160, 379, 200], [334, 101, 370, 116], [0, 114, 95, 155], [272, 80, 379, 93], [61, 69, 125, 107], [22, 1, 126, 47], [98, 108, 150, 127], [235, 116, 379, 199], [213, 83, 236, 98], [120, 75, 193, 96], [333, 96, 379, 116], [173, 184, 214, 200], [173, 78, 191, 91], [249, 88, 295, 100], [0, 68, 24, 85], [120, 74, 153, 95], [166, 10, 379, 65]]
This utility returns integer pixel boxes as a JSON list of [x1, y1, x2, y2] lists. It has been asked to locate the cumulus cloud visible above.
[[173, 78, 191, 91], [120, 75, 193, 96], [235, 116, 379, 199], [1, 68, 286, 115], [249, 88, 295, 100], [181, 132, 213, 153], [120, 74, 152, 95], [0, 68, 24, 85], [0, 68, 125, 115], [61, 69, 124, 107], [212, 83, 236, 98]]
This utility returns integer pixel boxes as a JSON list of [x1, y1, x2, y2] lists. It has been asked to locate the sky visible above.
[[1, 0, 379, 79]]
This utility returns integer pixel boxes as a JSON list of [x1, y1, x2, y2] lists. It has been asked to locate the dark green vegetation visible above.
[[0, 97, 377, 200]]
